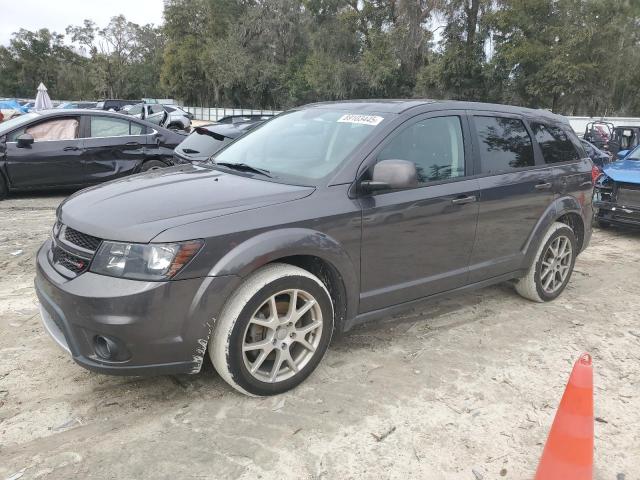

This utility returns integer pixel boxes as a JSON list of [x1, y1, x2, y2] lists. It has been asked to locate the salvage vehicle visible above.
[[593, 145, 640, 228], [123, 103, 169, 128], [95, 99, 137, 112], [583, 121, 612, 150], [173, 121, 262, 163], [607, 126, 640, 156], [35, 100, 593, 396], [0, 109, 185, 198], [56, 101, 98, 110]]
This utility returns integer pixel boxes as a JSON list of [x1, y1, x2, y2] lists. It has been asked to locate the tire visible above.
[[0, 174, 7, 200], [515, 222, 577, 303], [140, 160, 168, 172], [209, 263, 334, 396], [595, 217, 610, 229]]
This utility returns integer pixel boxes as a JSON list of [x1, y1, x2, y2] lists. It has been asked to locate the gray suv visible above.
[[35, 100, 593, 396]]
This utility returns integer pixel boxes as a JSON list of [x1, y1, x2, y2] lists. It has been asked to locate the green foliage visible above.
[[1, 0, 639, 116]]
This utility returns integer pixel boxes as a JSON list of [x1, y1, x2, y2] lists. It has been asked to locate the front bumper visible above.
[[594, 200, 640, 227], [35, 239, 239, 376]]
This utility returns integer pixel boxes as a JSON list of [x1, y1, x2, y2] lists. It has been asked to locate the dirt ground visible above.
[[0, 193, 639, 480]]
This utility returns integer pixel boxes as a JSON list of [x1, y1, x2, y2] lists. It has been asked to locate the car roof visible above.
[[300, 99, 569, 123], [26, 109, 174, 132]]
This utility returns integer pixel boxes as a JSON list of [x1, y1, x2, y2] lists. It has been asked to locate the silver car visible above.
[[125, 103, 191, 131]]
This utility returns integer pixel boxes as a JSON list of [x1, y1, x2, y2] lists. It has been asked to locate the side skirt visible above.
[[344, 271, 523, 332]]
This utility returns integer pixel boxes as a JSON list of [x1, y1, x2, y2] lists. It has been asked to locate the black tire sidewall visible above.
[[534, 226, 577, 301], [0, 172, 8, 199], [226, 275, 334, 396]]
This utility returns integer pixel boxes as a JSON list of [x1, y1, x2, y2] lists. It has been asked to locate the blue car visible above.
[[593, 145, 640, 228]]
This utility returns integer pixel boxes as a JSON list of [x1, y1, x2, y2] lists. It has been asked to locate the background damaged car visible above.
[[594, 145, 640, 228]]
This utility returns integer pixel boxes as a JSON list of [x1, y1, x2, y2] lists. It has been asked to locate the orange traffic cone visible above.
[[535, 353, 593, 479]]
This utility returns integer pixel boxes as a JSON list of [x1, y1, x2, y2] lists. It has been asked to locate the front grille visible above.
[[52, 245, 91, 274], [63, 226, 102, 252]]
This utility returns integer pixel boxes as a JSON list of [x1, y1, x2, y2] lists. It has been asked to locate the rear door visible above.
[[145, 104, 166, 126], [81, 114, 150, 183], [4, 116, 86, 188], [467, 113, 554, 282]]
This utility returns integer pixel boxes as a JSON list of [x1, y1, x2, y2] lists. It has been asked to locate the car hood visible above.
[[603, 159, 640, 184], [59, 165, 314, 243]]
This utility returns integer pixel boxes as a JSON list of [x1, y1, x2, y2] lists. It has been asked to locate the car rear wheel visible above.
[[515, 222, 577, 302], [209, 263, 334, 396], [140, 160, 168, 172]]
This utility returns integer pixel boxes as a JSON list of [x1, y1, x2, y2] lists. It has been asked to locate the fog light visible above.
[[94, 335, 119, 360]]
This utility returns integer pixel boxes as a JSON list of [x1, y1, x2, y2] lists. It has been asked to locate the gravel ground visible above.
[[0, 193, 639, 480]]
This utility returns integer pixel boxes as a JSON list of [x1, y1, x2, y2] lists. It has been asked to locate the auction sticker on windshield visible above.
[[337, 114, 384, 126]]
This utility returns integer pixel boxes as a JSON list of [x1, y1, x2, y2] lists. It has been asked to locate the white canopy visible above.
[[34, 82, 53, 111]]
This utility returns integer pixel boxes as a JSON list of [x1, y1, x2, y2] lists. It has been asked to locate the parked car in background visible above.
[[164, 105, 193, 129], [607, 126, 640, 156], [0, 109, 185, 198], [173, 121, 262, 163], [593, 144, 640, 228], [95, 99, 137, 112], [580, 138, 611, 168], [126, 103, 192, 131], [216, 113, 275, 124], [35, 100, 592, 396], [123, 103, 169, 127], [57, 101, 98, 110]]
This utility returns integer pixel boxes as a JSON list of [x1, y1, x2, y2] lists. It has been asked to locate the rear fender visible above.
[[522, 195, 587, 270]]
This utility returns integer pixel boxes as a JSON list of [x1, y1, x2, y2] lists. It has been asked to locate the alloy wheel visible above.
[[540, 235, 573, 294], [242, 289, 323, 383]]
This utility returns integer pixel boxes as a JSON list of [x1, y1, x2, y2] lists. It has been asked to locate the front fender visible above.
[[209, 227, 359, 321]]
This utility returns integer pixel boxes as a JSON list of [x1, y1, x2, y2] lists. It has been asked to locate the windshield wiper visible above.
[[215, 162, 272, 178]]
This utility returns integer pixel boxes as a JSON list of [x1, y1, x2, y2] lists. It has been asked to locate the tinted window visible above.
[[475, 116, 534, 173], [378, 116, 465, 183], [532, 122, 580, 163], [90, 117, 131, 137]]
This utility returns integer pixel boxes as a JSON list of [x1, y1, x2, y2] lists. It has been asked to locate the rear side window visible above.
[[531, 122, 580, 163], [90, 117, 139, 137], [378, 116, 465, 183], [474, 116, 534, 173]]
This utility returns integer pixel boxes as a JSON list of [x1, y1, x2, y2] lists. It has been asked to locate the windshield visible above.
[[0, 113, 40, 136], [626, 146, 640, 160], [212, 109, 387, 184]]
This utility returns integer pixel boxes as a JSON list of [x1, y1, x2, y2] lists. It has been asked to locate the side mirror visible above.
[[361, 159, 418, 193], [16, 133, 34, 148], [617, 150, 629, 160]]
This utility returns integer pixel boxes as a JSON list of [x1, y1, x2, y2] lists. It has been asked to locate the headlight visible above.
[[90, 240, 203, 281]]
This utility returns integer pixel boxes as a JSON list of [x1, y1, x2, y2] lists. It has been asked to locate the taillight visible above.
[[591, 164, 602, 184]]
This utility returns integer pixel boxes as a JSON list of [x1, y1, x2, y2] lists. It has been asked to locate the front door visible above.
[[359, 113, 479, 313], [4, 116, 85, 188], [81, 115, 149, 183]]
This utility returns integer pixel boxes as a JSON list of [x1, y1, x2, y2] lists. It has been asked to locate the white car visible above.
[[124, 103, 191, 131]]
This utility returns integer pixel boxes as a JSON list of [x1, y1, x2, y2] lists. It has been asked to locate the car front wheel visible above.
[[209, 263, 334, 396], [515, 222, 577, 302]]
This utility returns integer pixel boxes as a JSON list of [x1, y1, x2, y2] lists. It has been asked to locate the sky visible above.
[[0, 0, 165, 46]]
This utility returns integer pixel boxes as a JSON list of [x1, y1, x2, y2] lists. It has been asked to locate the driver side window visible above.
[[377, 116, 465, 184], [9, 118, 80, 142]]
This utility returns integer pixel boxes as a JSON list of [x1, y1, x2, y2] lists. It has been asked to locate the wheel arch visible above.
[[209, 228, 358, 332], [523, 195, 587, 269]]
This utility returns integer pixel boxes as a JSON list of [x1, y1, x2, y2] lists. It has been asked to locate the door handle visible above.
[[63, 146, 80, 151], [451, 195, 477, 205], [535, 182, 552, 190], [125, 142, 141, 147]]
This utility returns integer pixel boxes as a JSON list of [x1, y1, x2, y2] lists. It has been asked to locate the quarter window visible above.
[[377, 116, 465, 183], [532, 122, 580, 164], [474, 116, 534, 173]]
